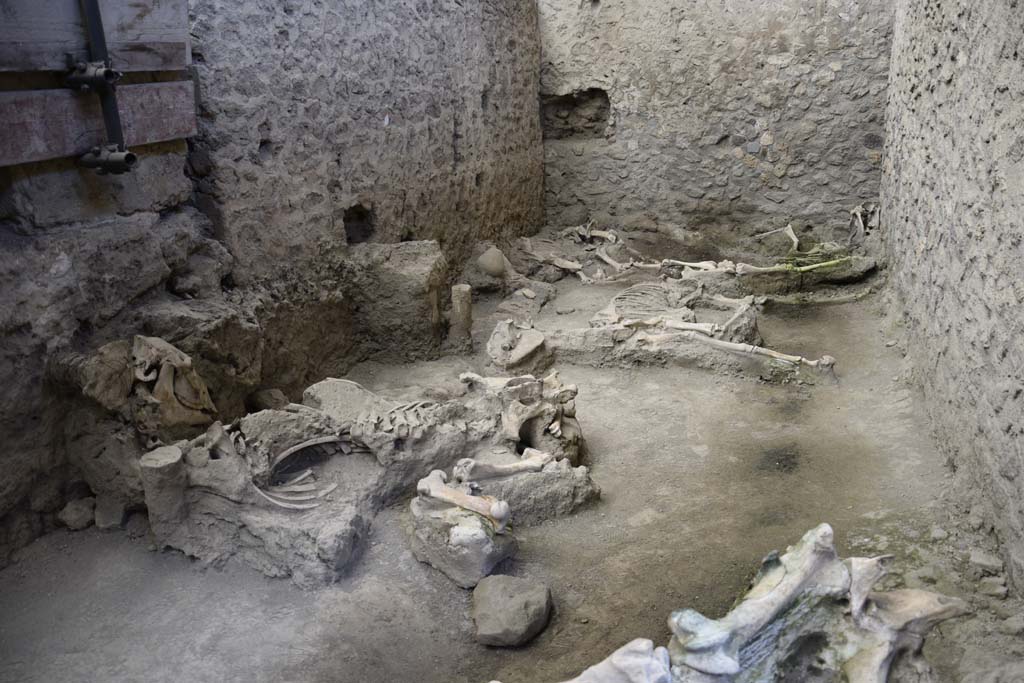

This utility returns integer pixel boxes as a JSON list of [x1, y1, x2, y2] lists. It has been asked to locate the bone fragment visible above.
[[847, 555, 895, 619], [417, 470, 511, 532], [623, 317, 720, 336], [254, 486, 320, 510], [551, 257, 583, 272], [452, 449, 555, 483], [674, 331, 836, 371], [669, 524, 849, 675], [270, 436, 345, 469], [450, 284, 474, 344], [661, 259, 720, 272], [735, 257, 852, 276], [753, 223, 800, 252], [843, 589, 969, 683]]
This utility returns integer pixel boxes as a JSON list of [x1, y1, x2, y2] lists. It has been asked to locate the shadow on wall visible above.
[[541, 88, 610, 140]]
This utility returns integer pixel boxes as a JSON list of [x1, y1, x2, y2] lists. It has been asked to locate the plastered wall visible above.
[[539, 0, 892, 239], [882, 0, 1024, 586], [190, 0, 543, 277]]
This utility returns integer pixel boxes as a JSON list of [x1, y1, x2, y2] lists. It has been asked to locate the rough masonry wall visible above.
[[190, 0, 543, 277], [0, 0, 543, 566], [882, 0, 1024, 586], [539, 0, 891, 241]]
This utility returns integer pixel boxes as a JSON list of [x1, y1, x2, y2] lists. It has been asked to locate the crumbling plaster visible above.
[[538, 0, 892, 239], [882, 0, 1024, 588]]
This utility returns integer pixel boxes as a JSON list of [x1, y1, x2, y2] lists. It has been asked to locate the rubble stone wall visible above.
[[882, 0, 1024, 587], [189, 0, 543, 278], [0, 0, 543, 565], [538, 0, 892, 240]]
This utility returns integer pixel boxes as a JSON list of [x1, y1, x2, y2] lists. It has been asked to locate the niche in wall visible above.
[[541, 88, 610, 140], [343, 203, 376, 244]]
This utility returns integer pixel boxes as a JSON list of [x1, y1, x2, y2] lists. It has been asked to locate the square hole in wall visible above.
[[541, 88, 611, 140], [343, 204, 376, 244]]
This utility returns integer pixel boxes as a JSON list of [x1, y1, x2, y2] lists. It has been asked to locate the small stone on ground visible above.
[[472, 575, 552, 647]]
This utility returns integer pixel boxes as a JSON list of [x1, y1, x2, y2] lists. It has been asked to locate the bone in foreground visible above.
[[452, 448, 555, 483], [417, 470, 511, 533], [669, 524, 849, 675]]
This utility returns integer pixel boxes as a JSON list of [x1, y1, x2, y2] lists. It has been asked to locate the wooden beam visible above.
[[0, 81, 197, 167], [0, 0, 190, 72]]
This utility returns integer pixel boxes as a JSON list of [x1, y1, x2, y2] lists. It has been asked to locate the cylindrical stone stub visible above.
[[139, 444, 188, 539], [451, 283, 474, 343]]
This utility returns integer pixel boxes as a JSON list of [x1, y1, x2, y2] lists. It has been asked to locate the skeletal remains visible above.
[[120, 360, 595, 585], [506, 524, 967, 683], [488, 279, 837, 377]]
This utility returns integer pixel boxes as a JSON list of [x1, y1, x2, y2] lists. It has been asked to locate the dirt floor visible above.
[[1, 277, 1021, 683]]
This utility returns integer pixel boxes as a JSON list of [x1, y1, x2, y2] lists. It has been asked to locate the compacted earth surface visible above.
[[0, 276, 1021, 683]]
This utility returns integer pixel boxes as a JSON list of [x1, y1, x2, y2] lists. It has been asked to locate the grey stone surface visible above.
[[57, 498, 96, 531], [409, 498, 517, 589], [538, 0, 892, 239], [471, 575, 553, 647], [882, 0, 1024, 591], [93, 496, 127, 530], [475, 460, 600, 527]]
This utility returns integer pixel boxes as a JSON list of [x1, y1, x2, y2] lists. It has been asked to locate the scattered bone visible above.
[[752, 223, 800, 252], [666, 331, 836, 372], [253, 485, 321, 511], [416, 469, 511, 533], [269, 435, 346, 470], [735, 257, 853, 276], [452, 448, 555, 483], [536, 525, 966, 683]]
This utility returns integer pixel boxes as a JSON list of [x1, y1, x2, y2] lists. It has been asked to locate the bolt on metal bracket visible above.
[[67, 0, 136, 175]]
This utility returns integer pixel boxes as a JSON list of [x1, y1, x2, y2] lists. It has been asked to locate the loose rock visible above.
[[969, 549, 1004, 576], [57, 498, 96, 530], [472, 575, 553, 646], [94, 496, 127, 530]]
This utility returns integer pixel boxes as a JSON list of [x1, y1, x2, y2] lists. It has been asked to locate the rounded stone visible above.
[[477, 246, 507, 277], [471, 575, 552, 647]]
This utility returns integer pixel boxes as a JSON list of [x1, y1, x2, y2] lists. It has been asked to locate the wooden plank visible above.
[[0, 81, 197, 167], [0, 0, 190, 72]]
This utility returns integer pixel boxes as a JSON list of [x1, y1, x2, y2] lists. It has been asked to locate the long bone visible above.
[[735, 257, 852, 276], [452, 448, 555, 483], [668, 524, 849, 676], [416, 470, 511, 532], [662, 331, 837, 372], [623, 317, 720, 336], [753, 223, 800, 252]]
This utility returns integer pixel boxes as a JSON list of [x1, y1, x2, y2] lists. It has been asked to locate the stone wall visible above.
[[882, 0, 1024, 587], [190, 0, 543, 277], [539, 0, 892, 241], [0, 0, 543, 565]]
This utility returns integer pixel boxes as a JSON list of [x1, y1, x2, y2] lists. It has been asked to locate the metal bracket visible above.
[[67, 0, 135, 175]]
